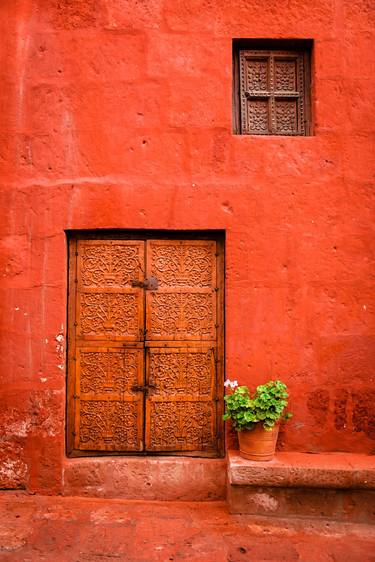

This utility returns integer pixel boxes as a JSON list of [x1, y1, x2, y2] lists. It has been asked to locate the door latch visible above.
[[131, 276, 158, 290], [131, 383, 156, 393]]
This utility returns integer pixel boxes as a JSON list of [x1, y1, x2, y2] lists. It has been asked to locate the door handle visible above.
[[131, 276, 158, 290]]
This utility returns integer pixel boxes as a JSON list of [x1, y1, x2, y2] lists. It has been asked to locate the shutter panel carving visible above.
[[239, 50, 307, 135]]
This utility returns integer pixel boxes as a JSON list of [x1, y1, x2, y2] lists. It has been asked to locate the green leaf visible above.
[[222, 378, 292, 431]]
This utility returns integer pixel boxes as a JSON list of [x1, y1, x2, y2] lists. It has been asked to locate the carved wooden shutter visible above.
[[68, 240, 145, 452], [239, 50, 307, 135], [144, 240, 219, 453]]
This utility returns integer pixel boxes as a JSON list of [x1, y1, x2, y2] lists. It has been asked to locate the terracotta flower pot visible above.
[[237, 423, 279, 461]]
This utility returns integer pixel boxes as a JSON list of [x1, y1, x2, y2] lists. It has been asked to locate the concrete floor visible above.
[[0, 493, 374, 562]]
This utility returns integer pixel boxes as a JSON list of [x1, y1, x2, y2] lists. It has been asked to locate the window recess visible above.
[[233, 40, 312, 136]]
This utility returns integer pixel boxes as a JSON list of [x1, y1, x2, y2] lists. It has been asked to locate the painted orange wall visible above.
[[1, 0, 374, 494]]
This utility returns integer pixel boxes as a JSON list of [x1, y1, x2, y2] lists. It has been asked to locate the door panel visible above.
[[147, 346, 215, 397], [146, 291, 216, 341], [146, 240, 216, 288], [76, 240, 145, 341], [146, 240, 217, 341], [145, 346, 217, 452], [75, 347, 144, 451], [146, 400, 215, 452], [77, 240, 144, 288]]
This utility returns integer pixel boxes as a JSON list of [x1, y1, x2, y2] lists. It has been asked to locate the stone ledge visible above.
[[228, 450, 375, 490]]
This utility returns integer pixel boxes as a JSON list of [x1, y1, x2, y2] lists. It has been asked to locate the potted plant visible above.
[[223, 379, 292, 461]]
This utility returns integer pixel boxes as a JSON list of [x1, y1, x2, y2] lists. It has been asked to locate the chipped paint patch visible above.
[[7, 421, 30, 438], [0, 459, 28, 488], [250, 493, 279, 512], [55, 331, 65, 371]]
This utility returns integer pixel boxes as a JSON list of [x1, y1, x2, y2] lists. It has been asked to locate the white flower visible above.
[[224, 379, 239, 389]]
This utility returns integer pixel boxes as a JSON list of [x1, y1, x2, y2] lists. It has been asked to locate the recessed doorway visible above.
[[67, 232, 224, 458]]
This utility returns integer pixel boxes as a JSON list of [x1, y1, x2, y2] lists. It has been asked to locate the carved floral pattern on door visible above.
[[148, 349, 213, 396], [79, 293, 139, 336], [79, 401, 139, 450], [148, 293, 215, 339], [81, 243, 142, 287], [147, 402, 213, 451], [149, 243, 214, 287], [79, 350, 139, 394]]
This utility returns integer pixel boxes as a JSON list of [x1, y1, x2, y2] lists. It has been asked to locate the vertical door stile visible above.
[[215, 240, 225, 454], [67, 238, 78, 453], [141, 241, 147, 451]]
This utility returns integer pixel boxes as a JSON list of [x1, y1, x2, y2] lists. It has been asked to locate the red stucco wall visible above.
[[1, 0, 374, 494]]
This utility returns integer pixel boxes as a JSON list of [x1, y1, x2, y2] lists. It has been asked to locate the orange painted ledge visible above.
[[228, 450, 375, 490]]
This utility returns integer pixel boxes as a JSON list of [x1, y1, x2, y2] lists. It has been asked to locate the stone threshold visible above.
[[63, 456, 227, 501]]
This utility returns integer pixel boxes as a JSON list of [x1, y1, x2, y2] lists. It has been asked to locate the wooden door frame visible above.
[[66, 230, 225, 458]]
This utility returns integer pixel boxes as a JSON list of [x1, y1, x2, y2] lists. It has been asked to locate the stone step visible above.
[[63, 456, 226, 501], [227, 450, 375, 523]]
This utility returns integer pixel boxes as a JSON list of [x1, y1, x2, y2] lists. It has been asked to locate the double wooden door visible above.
[[67, 236, 224, 457]]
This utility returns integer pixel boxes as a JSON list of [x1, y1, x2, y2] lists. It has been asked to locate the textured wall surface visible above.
[[0, 0, 374, 494]]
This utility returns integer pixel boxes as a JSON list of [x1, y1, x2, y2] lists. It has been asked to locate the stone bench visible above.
[[227, 450, 375, 523]]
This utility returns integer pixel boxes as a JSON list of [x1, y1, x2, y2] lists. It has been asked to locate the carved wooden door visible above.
[[145, 240, 219, 453], [68, 240, 145, 453], [67, 237, 223, 457]]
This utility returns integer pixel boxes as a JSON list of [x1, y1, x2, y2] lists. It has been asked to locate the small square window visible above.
[[233, 40, 312, 135]]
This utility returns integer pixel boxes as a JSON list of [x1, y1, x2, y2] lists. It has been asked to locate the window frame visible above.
[[233, 40, 312, 136]]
